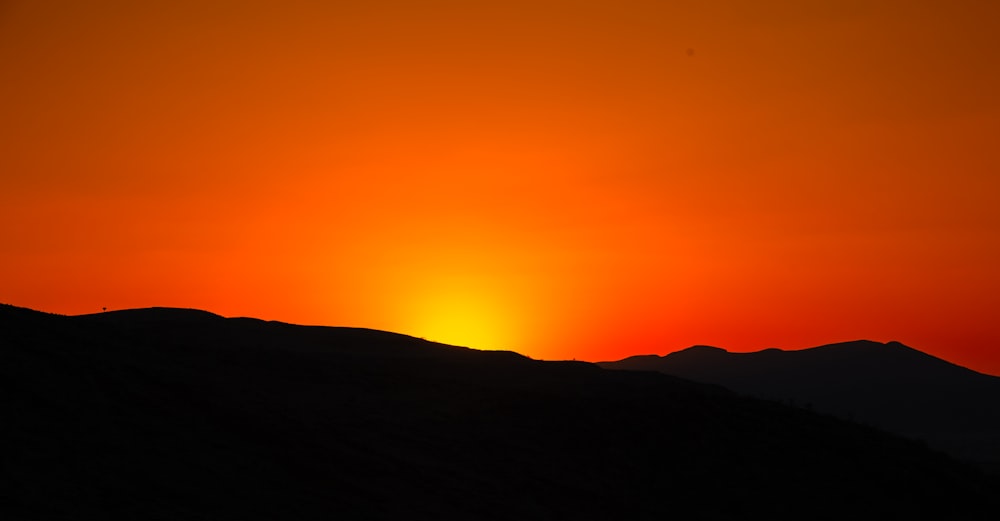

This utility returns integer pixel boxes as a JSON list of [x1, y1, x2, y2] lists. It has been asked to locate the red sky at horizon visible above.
[[2, 1, 999, 375]]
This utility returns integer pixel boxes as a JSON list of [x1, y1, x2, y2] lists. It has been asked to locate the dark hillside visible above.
[[2, 305, 996, 520], [600, 341, 1000, 470]]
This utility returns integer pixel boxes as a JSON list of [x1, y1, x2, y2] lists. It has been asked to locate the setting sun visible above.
[[406, 283, 513, 351], [375, 256, 537, 353]]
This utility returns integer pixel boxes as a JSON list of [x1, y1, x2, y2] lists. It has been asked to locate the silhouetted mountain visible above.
[[3, 305, 997, 520], [599, 340, 1000, 471]]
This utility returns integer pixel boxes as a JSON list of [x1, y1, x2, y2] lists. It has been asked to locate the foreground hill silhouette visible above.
[[2, 304, 997, 520], [599, 341, 1000, 472]]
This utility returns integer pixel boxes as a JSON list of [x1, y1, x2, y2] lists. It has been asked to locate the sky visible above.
[[2, 1, 999, 374]]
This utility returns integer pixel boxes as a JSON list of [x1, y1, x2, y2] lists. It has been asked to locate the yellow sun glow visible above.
[[409, 288, 513, 351], [386, 267, 520, 352]]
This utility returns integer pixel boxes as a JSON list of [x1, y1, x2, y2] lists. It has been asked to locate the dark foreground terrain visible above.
[[2, 304, 997, 520]]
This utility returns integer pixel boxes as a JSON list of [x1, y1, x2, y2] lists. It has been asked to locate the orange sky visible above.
[[2, 1, 999, 374]]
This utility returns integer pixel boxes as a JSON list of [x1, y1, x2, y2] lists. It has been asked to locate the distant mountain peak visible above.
[[649, 345, 732, 364], [599, 338, 1000, 469], [686, 344, 727, 353], [73, 307, 224, 323]]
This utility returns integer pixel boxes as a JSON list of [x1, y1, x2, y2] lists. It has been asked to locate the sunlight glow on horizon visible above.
[[402, 285, 514, 352], [2, 0, 999, 374]]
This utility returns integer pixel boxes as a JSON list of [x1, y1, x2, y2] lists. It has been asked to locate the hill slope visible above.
[[599, 341, 1000, 470], [2, 305, 997, 520]]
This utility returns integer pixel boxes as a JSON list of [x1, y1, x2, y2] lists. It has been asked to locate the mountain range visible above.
[[598, 341, 1000, 471], [2, 304, 997, 520]]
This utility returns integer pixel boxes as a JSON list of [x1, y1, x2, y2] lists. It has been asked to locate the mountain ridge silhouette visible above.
[[3, 303, 998, 519], [599, 340, 1000, 471]]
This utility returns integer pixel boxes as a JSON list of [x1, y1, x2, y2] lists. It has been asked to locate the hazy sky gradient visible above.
[[2, 1, 999, 373]]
